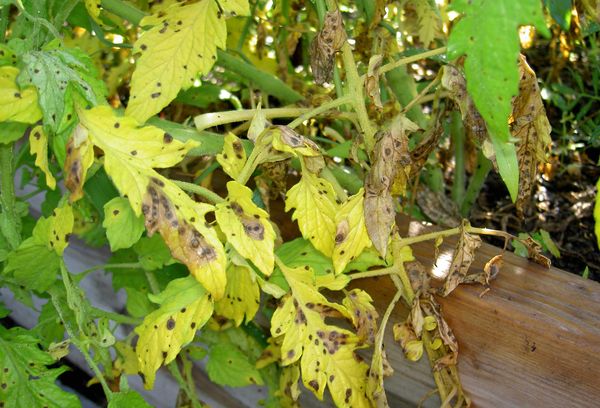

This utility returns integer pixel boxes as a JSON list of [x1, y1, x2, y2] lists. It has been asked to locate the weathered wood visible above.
[[353, 218, 600, 407]]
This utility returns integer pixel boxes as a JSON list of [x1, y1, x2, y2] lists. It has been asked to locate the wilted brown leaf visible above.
[[511, 55, 552, 217], [416, 187, 461, 228], [310, 9, 347, 84], [439, 221, 482, 296], [342, 289, 379, 344], [409, 110, 444, 178], [364, 117, 418, 257], [365, 55, 383, 109], [421, 296, 458, 354], [520, 236, 551, 268], [64, 125, 95, 202], [441, 64, 488, 143]]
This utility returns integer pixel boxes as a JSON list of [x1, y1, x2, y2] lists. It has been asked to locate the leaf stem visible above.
[[168, 362, 203, 408], [90, 307, 141, 325], [401, 76, 440, 115], [288, 94, 354, 129], [194, 107, 310, 131], [372, 47, 447, 79], [349, 266, 397, 281], [460, 152, 492, 217], [144, 270, 161, 295], [0, 143, 20, 249], [173, 180, 226, 204]]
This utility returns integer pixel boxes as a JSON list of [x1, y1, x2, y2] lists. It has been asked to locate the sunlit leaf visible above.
[[0, 66, 41, 124], [214, 264, 260, 326], [29, 126, 56, 190], [439, 221, 481, 296], [206, 342, 264, 387], [217, 132, 246, 179], [102, 197, 146, 251]]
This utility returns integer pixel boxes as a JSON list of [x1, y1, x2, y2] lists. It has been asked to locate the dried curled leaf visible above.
[[271, 125, 321, 157], [416, 187, 461, 228], [519, 236, 551, 268], [512, 55, 552, 217], [310, 9, 347, 84], [439, 221, 482, 296], [365, 55, 383, 109]]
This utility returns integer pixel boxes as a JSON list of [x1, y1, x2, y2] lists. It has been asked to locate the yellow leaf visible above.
[[271, 126, 321, 157], [135, 276, 213, 389], [84, 0, 102, 24], [214, 264, 260, 326], [76, 105, 198, 212], [64, 124, 95, 202], [333, 188, 372, 274], [285, 171, 337, 256], [219, 0, 250, 15], [217, 132, 246, 179], [29, 126, 56, 190], [276, 363, 301, 407], [126, 0, 249, 122], [342, 289, 378, 344], [270, 263, 370, 407], [215, 181, 275, 276], [33, 204, 74, 256], [0, 66, 42, 123], [76, 106, 226, 299]]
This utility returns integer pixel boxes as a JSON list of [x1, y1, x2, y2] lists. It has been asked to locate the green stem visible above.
[[173, 180, 226, 204], [288, 94, 353, 129], [349, 266, 397, 281], [460, 152, 492, 217], [450, 111, 465, 205], [401, 76, 440, 115], [0, 6, 9, 43], [168, 362, 203, 408], [320, 166, 348, 201], [373, 47, 447, 79], [90, 307, 141, 325], [0, 144, 20, 249], [195, 107, 309, 131], [144, 270, 160, 295], [101, 0, 145, 24]]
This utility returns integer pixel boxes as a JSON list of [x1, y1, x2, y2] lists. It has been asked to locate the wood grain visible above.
[[352, 218, 600, 407]]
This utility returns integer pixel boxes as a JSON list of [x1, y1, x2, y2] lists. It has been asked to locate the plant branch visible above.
[[288, 94, 353, 129], [372, 47, 447, 80], [401, 76, 440, 115], [0, 144, 20, 249], [173, 180, 226, 204], [90, 307, 141, 325], [194, 107, 310, 131]]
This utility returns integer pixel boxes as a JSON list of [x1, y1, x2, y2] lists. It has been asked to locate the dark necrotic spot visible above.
[[166, 318, 176, 330], [151, 92, 161, 98]]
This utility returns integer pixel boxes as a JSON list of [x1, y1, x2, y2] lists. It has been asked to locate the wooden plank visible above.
[[352, 218, 600, 407]]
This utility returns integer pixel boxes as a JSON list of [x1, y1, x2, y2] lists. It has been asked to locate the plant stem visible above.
[[0, 144, 20, 249], [173, 180, 226, 204], [373, 47, 447, 79], [320, 166, 348, 201], [350, 265, 397, 281], [401, 77, 440, 115], [194, 107, 309, 131], [101, 0, 145, 24], [144, 270, 161, 295], [91, 307, 141, 325], [450, 111, 465, 206], [288, 94, 354, 129], [460, 152, 492, 217], [168, 362, 203, 408]]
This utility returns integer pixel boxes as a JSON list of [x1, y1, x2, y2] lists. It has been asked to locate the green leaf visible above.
[[108, 391, 152, 408], [276, 238, 334, 276], [103, 197, 146, 251], [0, 325, 81, 408], [0, 122, 28, 145], [33, 301, 66, 347], [206, 342, 264, 387], [448, 0, 549, 200], [4, 238, 61, 292], [133, 235, 173, 270], [539, 229, 561, 258], [135, 276, 213, 389], [126, 0, 249, 122], [21, 44, 106, 133], [545, 0, 572, 30]]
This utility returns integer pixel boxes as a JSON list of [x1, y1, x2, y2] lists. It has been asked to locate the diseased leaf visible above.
[[102, 197, 146, 251], [64, 124, 95, 202], [126, 0, 249, 122], [84, 0, 102, 24], [512, 55, 552, 216], [206, 342, 264, 387], [0, 66, 41, 123], [276, 363, 301, 407], [0, 325, 81, 408], [392, 322, 423, 362], [286, 172, 338, 257], [31, 204, 74, 256], [217, 132, 247, 179], [333, 188, 372, 274], [594, 177, 600, 249], [214, 264, 260, 326], [448, 0, 549, 200], [215, 181, 275, 276], [310, 9, 347, 84], [270, 263, 370, 407], [135, 276, 213, 389], [416, 187, 461, 228], [518, 236, 551, 268], [342, 289, 378, 345], [271, 126, 321, 157], [29, 126, 56, 190], [439, 221, 481, 296], [365, 55, 383, 109]]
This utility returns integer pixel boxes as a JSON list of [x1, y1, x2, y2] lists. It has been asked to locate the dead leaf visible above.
[[364, 117, 417, 257], [433, 352, 458, 371], [366, 55, 383, 109], [511, 55, 552, 217], [416, 187, 461, 228], [310, 9, 347, 84], [409, 110, 444, 178], [439, 221, 482, 296], [520, 237, 551, 268], [421, 296, 458, 354]]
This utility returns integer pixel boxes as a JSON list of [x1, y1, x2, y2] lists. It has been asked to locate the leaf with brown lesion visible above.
[[439, 220, 482, 296], [364, 117, 418, 257], [365, 55, 383, 109], [142, 177, 227, 299], [64, 124, 95, 202], [342, 289, 379, 345], [309, 9, 347, 84], [511, 55, 552, 217]]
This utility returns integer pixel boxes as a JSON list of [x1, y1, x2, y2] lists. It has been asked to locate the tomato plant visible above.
[[1, 0, 595, 407]]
